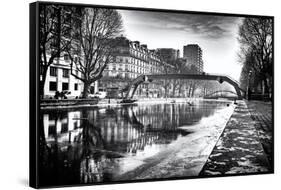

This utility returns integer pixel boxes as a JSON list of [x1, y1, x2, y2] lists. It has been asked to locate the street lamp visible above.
[[247, 70, 252, 100]]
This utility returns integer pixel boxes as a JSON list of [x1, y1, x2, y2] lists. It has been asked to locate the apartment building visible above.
[[183, 44, 204, 73]]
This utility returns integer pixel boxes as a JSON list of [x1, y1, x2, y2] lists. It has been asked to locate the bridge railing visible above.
[[207, 73, 241, 86]]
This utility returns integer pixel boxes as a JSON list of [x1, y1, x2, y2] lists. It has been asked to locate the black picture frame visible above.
[[30, 1, 274, 188]]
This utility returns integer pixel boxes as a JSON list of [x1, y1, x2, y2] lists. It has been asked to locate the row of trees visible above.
[[238, 17, 273, 95], [39, 5, 123, 98], [159, 58, 233, 98]]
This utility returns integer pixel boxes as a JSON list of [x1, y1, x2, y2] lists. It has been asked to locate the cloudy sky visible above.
[[118, 9, 244, 80]]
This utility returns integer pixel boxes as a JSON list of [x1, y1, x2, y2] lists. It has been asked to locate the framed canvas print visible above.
[[29, 1, 274, 188]]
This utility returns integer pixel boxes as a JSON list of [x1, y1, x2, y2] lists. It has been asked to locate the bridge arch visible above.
[[124, 74, 245, 100], [204, 90, 238, 97]]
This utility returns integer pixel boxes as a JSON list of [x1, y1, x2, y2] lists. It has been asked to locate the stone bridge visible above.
[[123, 73, 245, 100]]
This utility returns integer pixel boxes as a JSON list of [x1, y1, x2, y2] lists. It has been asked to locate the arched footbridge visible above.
[[204, 90, 238, 98], [123, 74, 245, 100]]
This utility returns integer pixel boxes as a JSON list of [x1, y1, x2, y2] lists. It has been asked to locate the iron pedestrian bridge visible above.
[[123, 73, 245, 100], [204, 90, 238, 97]]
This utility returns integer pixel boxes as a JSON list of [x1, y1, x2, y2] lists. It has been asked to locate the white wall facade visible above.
[[42, 57, 84, 98]]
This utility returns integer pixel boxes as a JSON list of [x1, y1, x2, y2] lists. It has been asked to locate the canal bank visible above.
[[199, 100, 272, 176], [40, 97, 231, 110]]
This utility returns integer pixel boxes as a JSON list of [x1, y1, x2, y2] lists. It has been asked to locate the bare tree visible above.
[[67, 8, 123, 98], [238, 17, 273, 94], [171, 59, 185, 97], [160, 61, 174, 98], [39, 5, 74, 97]]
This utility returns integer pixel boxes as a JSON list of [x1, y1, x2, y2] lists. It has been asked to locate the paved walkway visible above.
[[246, 101, 273, 165], [200, 100, 272, 176]]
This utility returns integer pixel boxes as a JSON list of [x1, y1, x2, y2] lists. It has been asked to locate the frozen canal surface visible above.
[[39, 100, 235, 187]]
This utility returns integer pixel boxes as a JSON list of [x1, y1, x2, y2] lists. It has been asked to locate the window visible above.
[[61, 122, 68, 133], [62, 82, 69, 91], [64, 54, 69, 61], [73, 122, 78, 129], [74, 83, 78, 91], [48, 125, 56, 136], [49, 82, 57, 91], [50, 67, 57, 77], [40, 67, 44, 75], [63, 69, 69, 78]]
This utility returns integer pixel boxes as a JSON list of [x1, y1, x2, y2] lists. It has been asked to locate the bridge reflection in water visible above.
[[39, 101, 228, 187]]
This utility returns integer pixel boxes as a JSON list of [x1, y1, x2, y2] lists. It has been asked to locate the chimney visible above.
[[141, 44, 147, 49]]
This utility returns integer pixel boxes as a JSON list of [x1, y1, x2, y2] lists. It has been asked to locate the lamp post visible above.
[[247, 70, 252, 100]]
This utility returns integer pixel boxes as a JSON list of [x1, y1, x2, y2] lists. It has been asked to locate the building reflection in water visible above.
[[39, 102, 226, 186]]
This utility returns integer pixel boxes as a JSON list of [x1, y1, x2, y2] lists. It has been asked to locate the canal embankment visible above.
[[199, 100, 272, 176], [40, 97, 233, 110]]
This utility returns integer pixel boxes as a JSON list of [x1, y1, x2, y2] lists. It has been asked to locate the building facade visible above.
[[41, 31, 173, 99], [99, 36, 173, 98], [41, 56, 84, 98], [183, 44, 204, 73]]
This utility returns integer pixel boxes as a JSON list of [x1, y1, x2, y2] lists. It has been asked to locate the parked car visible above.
[[54, 91, 72, 99], [88, 91, 107, 99]]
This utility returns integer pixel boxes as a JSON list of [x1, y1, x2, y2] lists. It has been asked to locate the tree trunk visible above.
[[164, 80, 169, 98], [172, 82, 176, 98], [191, 83, 196, 97], [40, 68, 48, 99], [178, 85, 181, 97], [188, 83, 192, 97], [40, 81, 45, 99], [173, 80, 179, 98], [263, 78, 269, 94], [82, 82, 90, 98]]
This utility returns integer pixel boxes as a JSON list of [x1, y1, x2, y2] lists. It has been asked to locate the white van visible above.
[[89, 91, 107, 99]]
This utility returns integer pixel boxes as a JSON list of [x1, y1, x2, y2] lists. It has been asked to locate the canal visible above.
[[38, 100, 235, 187]]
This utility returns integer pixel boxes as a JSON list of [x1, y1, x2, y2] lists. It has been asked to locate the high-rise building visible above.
[[156, 48, 180, 64], [183, 44, 204, 73]]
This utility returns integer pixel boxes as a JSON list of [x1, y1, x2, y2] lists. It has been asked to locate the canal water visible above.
[[39, 100, 233, 187]]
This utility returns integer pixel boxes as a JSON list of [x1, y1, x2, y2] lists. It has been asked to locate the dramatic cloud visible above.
[[119, 10, 241, 40]]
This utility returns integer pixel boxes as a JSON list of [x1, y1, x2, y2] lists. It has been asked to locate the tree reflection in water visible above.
[[39, 102, 227, 186]]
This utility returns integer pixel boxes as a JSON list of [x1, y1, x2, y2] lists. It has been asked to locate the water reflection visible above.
[[39, 101, 227, 186]]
